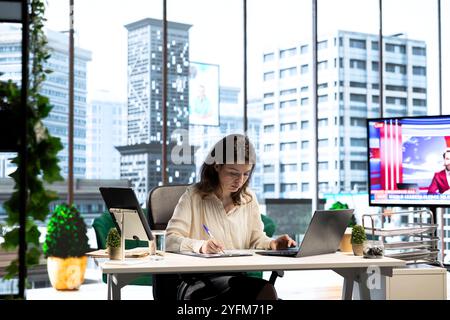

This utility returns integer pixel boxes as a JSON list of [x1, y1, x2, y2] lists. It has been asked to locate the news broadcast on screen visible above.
[[368, 115, 450, 207]]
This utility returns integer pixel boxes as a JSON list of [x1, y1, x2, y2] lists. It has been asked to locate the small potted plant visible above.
[[351, 224, 366, 256], [106, 228, 121, 260], [43, 204, 90, 290]]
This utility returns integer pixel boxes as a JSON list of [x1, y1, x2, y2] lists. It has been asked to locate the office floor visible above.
[[26, 269, 345, 300]]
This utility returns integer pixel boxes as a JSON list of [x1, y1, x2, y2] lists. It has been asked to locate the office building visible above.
[[0, 25, 91, 178], [86, 90, 127, 179], [260, 30, 427, 200], [188, 87, 263, 200], [118, 18, 196, 205]]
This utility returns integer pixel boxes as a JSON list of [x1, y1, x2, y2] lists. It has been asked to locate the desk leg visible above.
[[106, 273, 148, 300], [334, 267, 393, 300], [107, 274, 121, 300]]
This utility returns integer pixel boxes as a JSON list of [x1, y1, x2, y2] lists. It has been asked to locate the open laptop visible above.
[[256, 209, 354, 258]]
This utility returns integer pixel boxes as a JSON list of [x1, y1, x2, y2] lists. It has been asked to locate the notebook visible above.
[[176, 250, 253, 258], [256, 209, 354, 258]]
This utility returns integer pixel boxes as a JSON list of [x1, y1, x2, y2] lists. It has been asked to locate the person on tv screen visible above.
[[164, 134, 296, 300], [427, 149, 450, 195]]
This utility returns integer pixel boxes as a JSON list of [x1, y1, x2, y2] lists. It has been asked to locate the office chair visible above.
[[147, 184, 282, 300]]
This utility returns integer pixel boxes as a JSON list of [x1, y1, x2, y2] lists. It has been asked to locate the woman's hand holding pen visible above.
[[269, 234, 296, 250], [200, 239, 225, 254]]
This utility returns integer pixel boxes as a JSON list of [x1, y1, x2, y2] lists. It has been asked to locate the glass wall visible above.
[[168, 0, 244, 193]]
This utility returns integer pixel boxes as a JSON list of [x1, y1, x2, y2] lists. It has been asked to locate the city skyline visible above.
[[43, 0, 448, 116]]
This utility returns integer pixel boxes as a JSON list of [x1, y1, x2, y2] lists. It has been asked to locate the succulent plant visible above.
[[351, 224, 367, 245], [106, 228, 121, 249]]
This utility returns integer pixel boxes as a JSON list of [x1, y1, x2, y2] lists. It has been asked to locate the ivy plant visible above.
[[1, 0, 64, 280]]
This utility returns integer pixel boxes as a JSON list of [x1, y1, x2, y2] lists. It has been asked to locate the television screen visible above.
[[367, 115, 450, 206]]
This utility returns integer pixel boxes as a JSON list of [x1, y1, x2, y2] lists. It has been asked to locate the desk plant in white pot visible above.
[[43, 204, 90, 290], [106, 228, 121, 260], [351, 224, 366, 256]]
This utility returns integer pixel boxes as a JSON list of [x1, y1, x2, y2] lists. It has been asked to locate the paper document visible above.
[[176, 250, 253, 258]]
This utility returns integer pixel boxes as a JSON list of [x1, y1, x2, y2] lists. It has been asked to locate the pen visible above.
[[202, 224, 225, 254]]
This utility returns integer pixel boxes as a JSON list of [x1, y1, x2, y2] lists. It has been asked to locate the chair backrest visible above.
[[147, 184, 190, 230]]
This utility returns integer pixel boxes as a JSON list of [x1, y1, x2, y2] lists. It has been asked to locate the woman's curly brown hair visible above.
[[195, 134, 256, 205]]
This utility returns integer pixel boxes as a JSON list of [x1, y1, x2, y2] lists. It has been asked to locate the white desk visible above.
[[100, 251, 405, 300]]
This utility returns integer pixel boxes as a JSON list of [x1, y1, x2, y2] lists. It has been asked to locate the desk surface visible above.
[[100, 251, 406, 274]]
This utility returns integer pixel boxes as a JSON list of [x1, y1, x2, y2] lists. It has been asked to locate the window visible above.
[[349, 81, 366, 88], [413, 66, 426, 76], [318, 162, 328, 170], [300, 64, 309, 74], [318, 60, 328, 70], [300, 86, 308, 92], [413, 87, 426, 93], [317, 40, 328, 50], [280, 122, 297, 131], [263, 164, 275, 173], [264, 92, 274, 98], [318, 182, 329, 192], [350, 94, 367, 103], [386, 63, 406, 74], [280, 142, 297, 151], [318, 139, 328, 147], [318, 94, 328, 103], [371, 41, 379, 50], [350, 138, 366, 147], [372, 95, 379, 103], [413, 99, 426, 106], [264, 184, 275, 193], [263, 52, 275, 62], [300, 44, 308, 54], [301, 141, 309, 149], [280, 47, 297, 58], [318, 118, 328, 127], [263, 71, 275, 81], [301, 120, 309, 129], [301, 162, 309, 171], [350, 117, 366, 127], [349, 38, 366, 49], [264, 144, 274, 152], [301, 183, 309, 192], [280, 67, 297, 78], [280, 99, 297, 108], [280, 163, 297, 173], [350, 59, 366, 70], [386, 96, 407, 106], [318, 82, 328, 90], [372, 83, 379, 89], [372, 61, 379, 71], [264, 125, 274, 133], [351, 161, 367, 170], [386, 85, 407, 92], [263, 103, 274, 110], [300, 97, 309, 106], [280, 88, 297, 96], [412, 46, 426, 56], [385, 43, 406, 53], [280, 183, 297, 192]]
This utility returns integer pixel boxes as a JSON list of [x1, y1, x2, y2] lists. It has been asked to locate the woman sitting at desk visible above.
[[165, 134, 296, 300]]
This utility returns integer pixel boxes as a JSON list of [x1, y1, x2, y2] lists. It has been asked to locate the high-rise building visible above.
[[0, 25, 91, 178], [188, 87, 263, 200], [260, 30, 427, 200], [118, 18, 196, 205], [86, 90, 127, 179]]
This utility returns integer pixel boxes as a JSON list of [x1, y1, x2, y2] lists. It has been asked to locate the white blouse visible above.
[[165, 185, 273, 253]]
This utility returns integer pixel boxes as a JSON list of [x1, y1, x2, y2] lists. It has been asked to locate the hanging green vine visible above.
[[1, 0, 63, 281]]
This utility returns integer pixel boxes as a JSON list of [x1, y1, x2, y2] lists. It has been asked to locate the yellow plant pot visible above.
[[47, 256, 87, 290], [339, 227, 353, 252]]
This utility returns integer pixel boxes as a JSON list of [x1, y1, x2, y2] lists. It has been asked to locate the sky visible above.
[[44, 0, 449, 115]]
